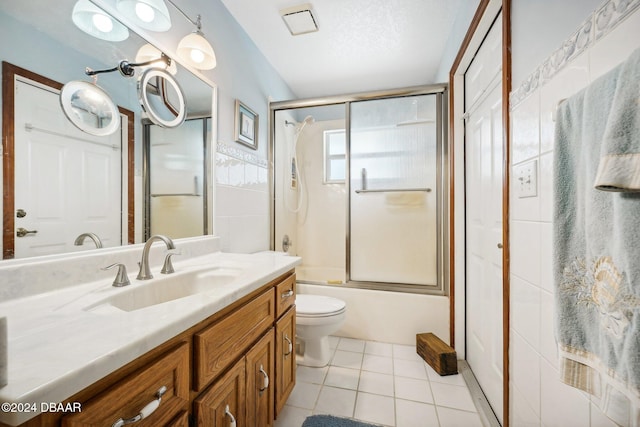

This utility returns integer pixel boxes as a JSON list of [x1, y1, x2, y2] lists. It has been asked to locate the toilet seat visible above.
[[296, 294, 346, 317]]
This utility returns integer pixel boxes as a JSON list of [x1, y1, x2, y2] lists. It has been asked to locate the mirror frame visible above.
[[1, 61, 135, 259]]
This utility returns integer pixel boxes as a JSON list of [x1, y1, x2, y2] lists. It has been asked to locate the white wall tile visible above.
[[538, 153, 555, 223], [228, 158, 245, 186], [540, 359, 590, 427], [539, 55, 590, 154], [244, 163, 259, 187], [511, 330, 541, 416], [511, 90, 541, 164], [539, 222, 554, 294], [511, 275, 541, 349], [511, 384, 541, 427], [590, 401, 619, 427], [539, 290, 559, 370], [588, 9, 640, 81], [510, 220, 541, 286], [215, 153, 231, 185]]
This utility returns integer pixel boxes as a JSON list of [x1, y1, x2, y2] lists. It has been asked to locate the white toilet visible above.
[[296, 294, 346, 367]]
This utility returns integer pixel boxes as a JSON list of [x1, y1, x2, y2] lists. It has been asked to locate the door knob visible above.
[[497, 243, 503, 249], [16, 228, 38, 237]]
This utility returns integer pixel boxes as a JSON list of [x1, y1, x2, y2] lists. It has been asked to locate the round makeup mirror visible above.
[[59, 81, 120, 136], [138, 68, 186, 128]]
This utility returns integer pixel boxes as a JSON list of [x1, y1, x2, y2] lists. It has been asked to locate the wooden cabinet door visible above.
[[275, 306, 296, 416], [62, 343, 190, 427], [194, 358, 246, 427], [245, 329, 275, 427]]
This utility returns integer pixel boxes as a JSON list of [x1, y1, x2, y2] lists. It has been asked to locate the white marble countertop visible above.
[[0, 245, 300, 426]]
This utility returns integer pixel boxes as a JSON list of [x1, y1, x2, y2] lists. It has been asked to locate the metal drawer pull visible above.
[[224, 404, 237, 427], [281, 289, 294, 299], [259, 364, 270, 392], [112, 386, 167, 427], [283, 334, 293, 356]]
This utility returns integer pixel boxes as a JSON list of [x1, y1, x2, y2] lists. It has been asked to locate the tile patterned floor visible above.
[[275, 336, 484, 427]]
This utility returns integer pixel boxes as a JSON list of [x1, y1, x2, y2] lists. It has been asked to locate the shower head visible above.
[[302, 115, 314, 124]]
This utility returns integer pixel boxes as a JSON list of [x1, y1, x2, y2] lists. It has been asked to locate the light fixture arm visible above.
[[85, 53, 172, 78], [165, 0, 200, 28]]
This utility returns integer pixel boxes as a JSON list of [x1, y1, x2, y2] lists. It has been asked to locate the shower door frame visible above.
[[269, 84, 449, 295]]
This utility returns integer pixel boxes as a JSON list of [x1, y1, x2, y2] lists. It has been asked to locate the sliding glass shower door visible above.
[[348, 94, 441, 287]]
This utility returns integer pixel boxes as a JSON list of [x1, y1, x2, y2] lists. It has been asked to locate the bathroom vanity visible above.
[[0, 237, 299, 426]]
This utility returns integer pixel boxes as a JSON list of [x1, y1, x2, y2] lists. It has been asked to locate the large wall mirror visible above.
[[0, 0, 214, 260]]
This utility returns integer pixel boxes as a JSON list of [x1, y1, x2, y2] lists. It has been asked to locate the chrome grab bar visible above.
[[355, 188, 432, 194]]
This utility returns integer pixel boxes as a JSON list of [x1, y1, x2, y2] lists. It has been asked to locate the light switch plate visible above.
[[515, 159, 537, 198]]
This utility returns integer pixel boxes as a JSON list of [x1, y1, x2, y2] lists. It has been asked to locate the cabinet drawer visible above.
[[63, 343, 189, 427], [275, 274, 296, 319], [194, 289, 275, 391]]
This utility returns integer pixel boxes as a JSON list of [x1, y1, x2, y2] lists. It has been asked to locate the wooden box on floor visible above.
[[416, 333, 458, 376]]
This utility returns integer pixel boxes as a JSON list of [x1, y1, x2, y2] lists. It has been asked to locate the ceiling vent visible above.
[[280, 3, 318, 36]]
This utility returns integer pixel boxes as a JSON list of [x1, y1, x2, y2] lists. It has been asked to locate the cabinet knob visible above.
[[281, 289, 294, 299]]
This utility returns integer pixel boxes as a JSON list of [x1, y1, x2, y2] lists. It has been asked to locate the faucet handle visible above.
[[161, 250, 181, 275], [102, 263, 131, 287]]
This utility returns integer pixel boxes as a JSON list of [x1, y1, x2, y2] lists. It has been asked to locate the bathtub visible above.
[[296, 282, 450, 346]]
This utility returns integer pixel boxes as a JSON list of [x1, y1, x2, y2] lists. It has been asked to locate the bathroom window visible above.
[[323, 130, 346, 183]]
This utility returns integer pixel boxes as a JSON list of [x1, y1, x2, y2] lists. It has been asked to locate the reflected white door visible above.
[[13, 79, 122, 258], [464, 13, 504, 424]]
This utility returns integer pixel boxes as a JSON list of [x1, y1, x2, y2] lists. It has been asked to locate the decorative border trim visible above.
[[510, 0, 640, 109], [216, 140, 268, 168]]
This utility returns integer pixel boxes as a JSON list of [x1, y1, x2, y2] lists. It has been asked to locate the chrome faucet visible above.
[[74, 232, 103, 248], [136, 235, 176, 280]]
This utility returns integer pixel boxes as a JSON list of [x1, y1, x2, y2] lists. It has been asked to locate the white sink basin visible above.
[[85, 267, 242, 313]]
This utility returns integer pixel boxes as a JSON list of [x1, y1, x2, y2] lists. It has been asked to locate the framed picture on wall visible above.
[[234, 99, 258, 150]]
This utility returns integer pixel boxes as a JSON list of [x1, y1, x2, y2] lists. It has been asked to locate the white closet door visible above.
[[464, 13, 504, 424]]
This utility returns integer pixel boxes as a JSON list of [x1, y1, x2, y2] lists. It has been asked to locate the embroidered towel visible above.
[[554, 47, 640, 426], [593, 47, 640, 192]]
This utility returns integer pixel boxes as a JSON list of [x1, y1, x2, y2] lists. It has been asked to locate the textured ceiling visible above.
[[220, 0, 464, 99]]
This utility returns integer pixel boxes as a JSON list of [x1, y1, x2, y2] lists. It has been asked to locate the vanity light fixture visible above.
[[72, 0, 129, 42], [176, 14, 216, 70], [116, 0, 172, 32], [280, 3, 319, 36], [163, 0, 216, 70], [136, 43, 178, 75]]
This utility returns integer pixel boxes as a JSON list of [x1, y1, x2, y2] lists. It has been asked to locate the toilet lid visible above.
[[296, 294, 346, 316]]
